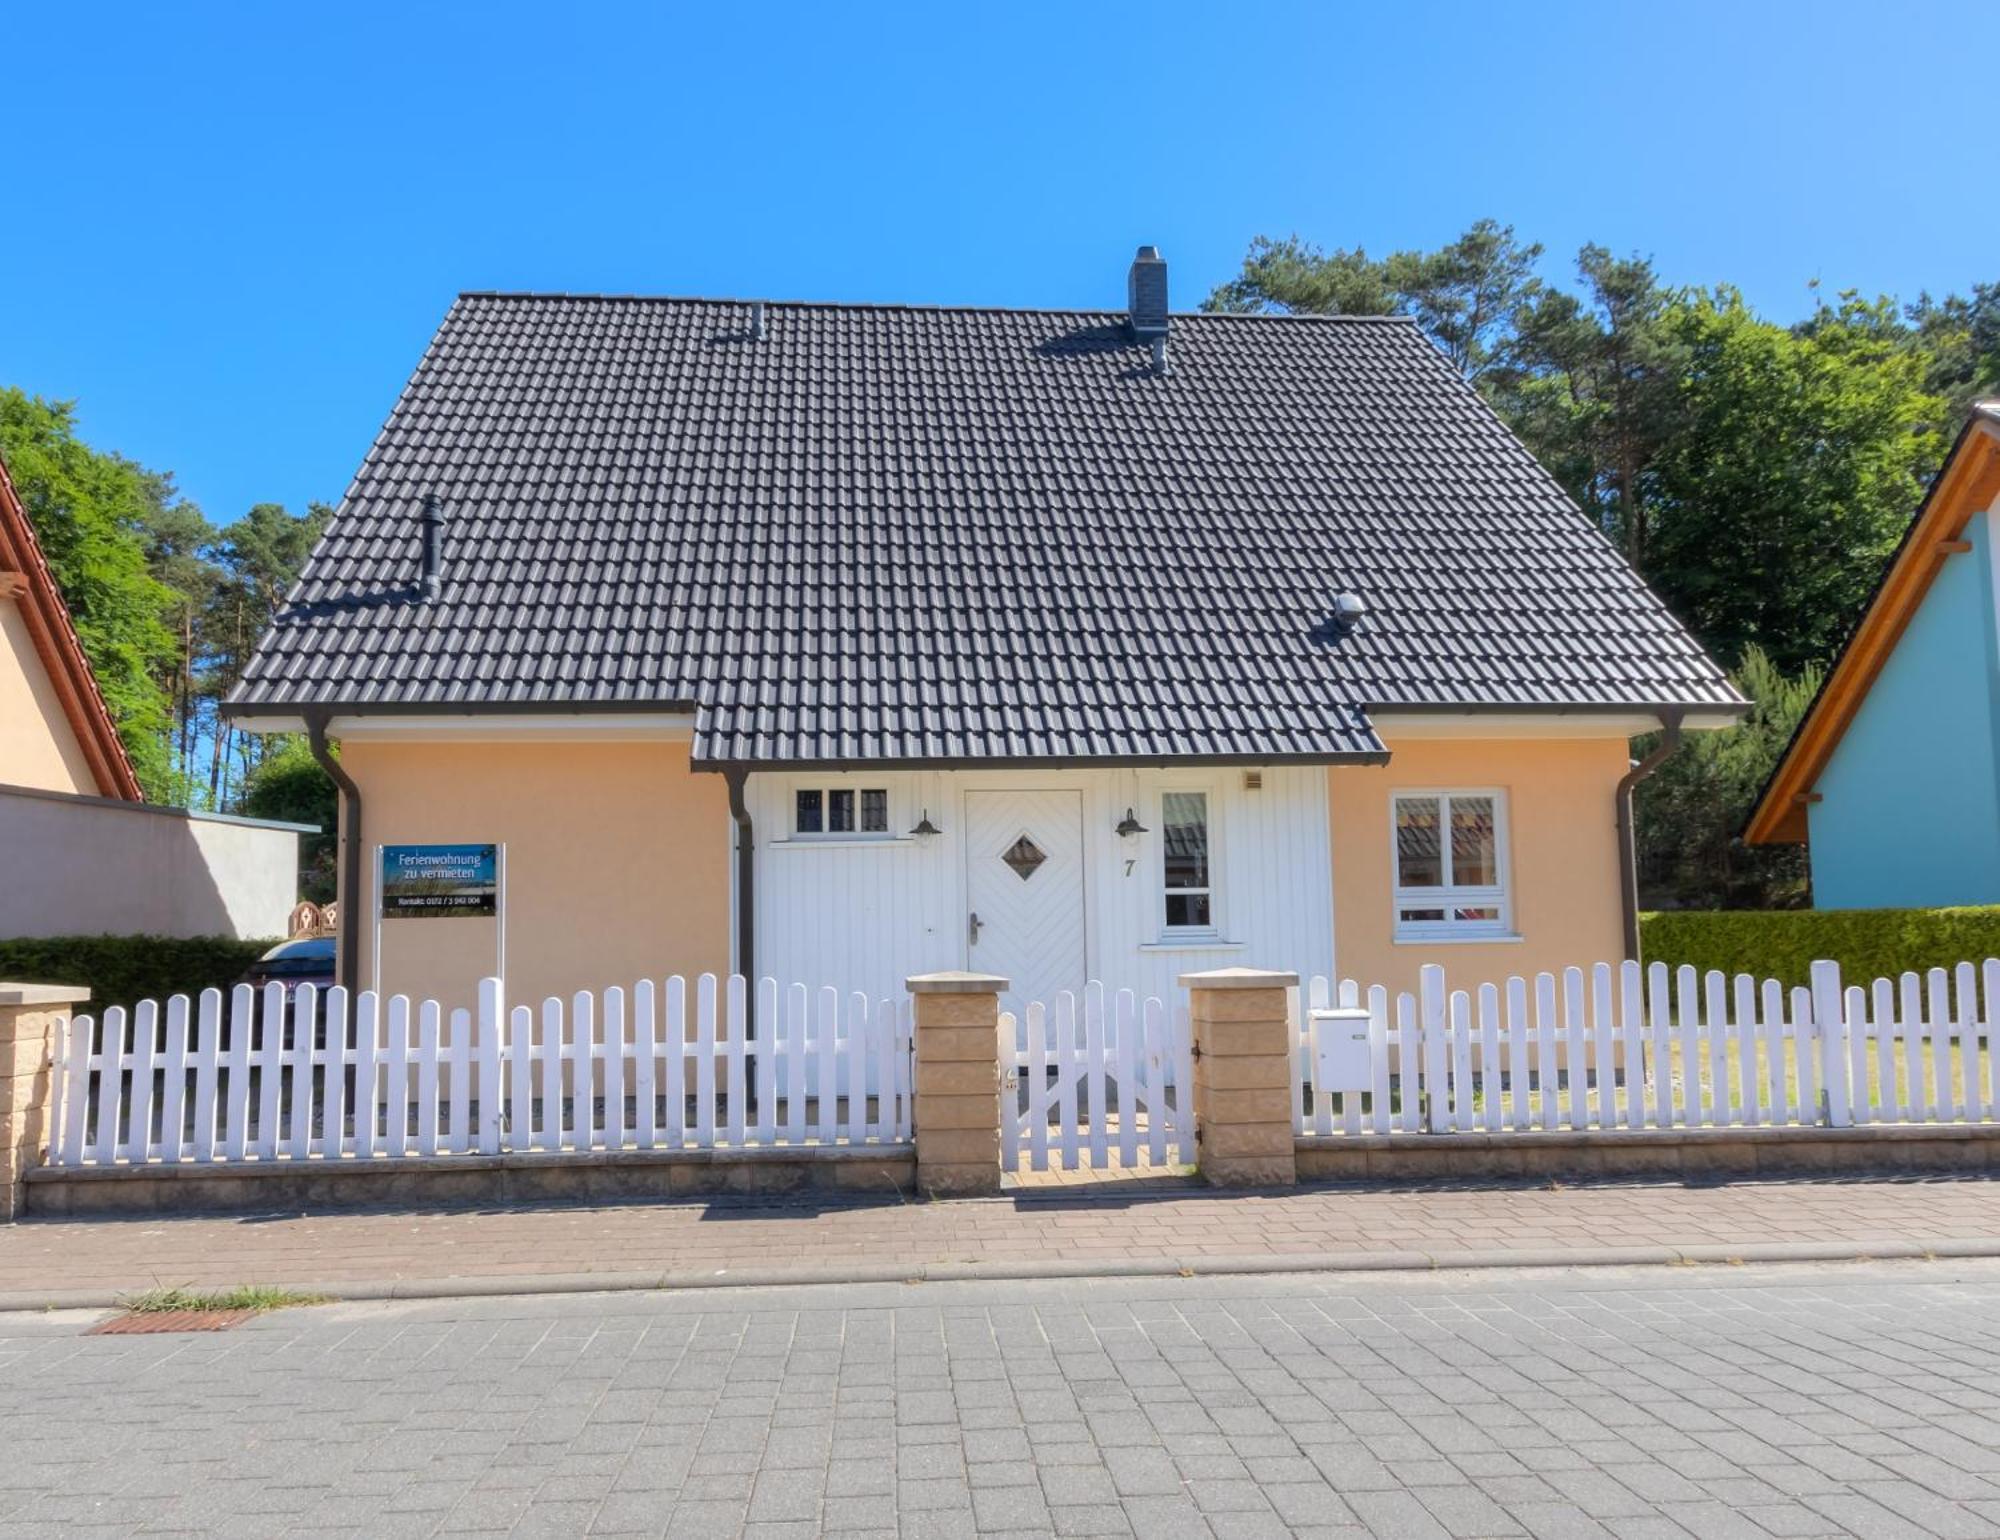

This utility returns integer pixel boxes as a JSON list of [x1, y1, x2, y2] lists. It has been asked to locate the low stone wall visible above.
[[23, 1145, 915, 1216], [1296, 1125, 2000, 1182]]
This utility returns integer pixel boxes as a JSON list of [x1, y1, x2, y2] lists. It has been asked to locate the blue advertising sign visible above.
[[380, 843, 498, 918]]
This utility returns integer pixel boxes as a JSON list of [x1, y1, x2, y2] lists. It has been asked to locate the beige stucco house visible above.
[[0, 449, 303, 941], [223, 249, 1742, 1014]]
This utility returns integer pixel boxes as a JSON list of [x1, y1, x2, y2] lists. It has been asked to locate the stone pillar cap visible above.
[[1177, 967, 1300, 990], [0, 983, 92, 1006], [906, 971, 1010, 994]]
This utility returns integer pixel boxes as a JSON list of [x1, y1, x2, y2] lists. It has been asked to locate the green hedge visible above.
[[0, 935, 277, 1016], [1639, 907, 2000, 990]]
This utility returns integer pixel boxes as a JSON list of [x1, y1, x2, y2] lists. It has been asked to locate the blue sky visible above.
[[4, 1, 1991, 523]]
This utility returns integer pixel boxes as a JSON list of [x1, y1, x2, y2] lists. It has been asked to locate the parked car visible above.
[[235, 937, 336, 1001]]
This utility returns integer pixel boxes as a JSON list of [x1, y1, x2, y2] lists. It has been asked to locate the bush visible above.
[[0, 934, 277, 1016], [1639, 907, 2000, 990]]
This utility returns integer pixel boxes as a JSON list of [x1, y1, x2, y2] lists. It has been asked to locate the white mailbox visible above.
[[1310, 1007, 1376, 1093]]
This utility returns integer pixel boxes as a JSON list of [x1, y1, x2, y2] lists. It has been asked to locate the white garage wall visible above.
[[0, 783, 305, 940]]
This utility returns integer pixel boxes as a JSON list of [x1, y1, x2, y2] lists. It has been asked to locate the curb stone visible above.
[[5, 1236, 2000, 1314]]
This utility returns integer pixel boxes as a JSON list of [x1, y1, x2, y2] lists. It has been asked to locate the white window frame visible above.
[[1158, 784, 1222, 940], [789, 781, 895, 842], [1389, 788, 1514, 943]]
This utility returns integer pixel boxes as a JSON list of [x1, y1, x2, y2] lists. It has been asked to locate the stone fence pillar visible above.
[[1, 984, 89, 1222], [1181, 968, 1299, 1188], [906, 972, 1007, 1196]]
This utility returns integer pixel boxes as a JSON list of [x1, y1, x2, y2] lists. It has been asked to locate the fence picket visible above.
[[633, 979, 658, 1149], [1056, 991, 1081, 1170], [1083, 983, 1108, 1167], [1448, 990, 1474, 1131], [567, 990, 593, 1152], [1958, 962, 1982, 1124], [727, 976, 748, 1148], [1420, 966, 1448, 1134], [1674, 966, 1700, 1128], [536, 997, 562, 1152], [416, 1000, 442, 1155], [157, 994, 189, 1165], [354, 991, 380, 1158], [872, 993, 894, 1143], [446, 1005, 471, 1154], [1476, 983, 1501, 1133], [848, 992, 872, 1144], [1115, 989, 1139, 1164], [95, 1007, 126, 1164], [1646, 963, 1671, 1127], [1899, 972, 1923, 1120], [507, 1004, 532, 1151], [812, 984, 835, 1143], [755, 978, 778, 1146], [696, 976, 722, 1145], [1023, 1001, 1048, 1171], [1503, 976, 1528, 1132], [1142, 996, 1168, 1164], [286, 986, 317, 1159], [1984, 960, 2000, 1119], [665, 976, 690, 1149], [1927, 968, 1953, 1121], [1793, 985, 1818, 1126], [477, 980, 503, 1154], [323, 986, 350, 1157], [1845, 984, 1871, 1126], [1618, 962, 1643, 1129], [58, 1013, 90, 1166], [1765, 978, 1790, 1123], [189, 990, 221, 1163], [781, 983, 804, 1145]]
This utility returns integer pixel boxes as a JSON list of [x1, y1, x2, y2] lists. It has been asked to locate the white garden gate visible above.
[[1000, 982, 1194, 1172]]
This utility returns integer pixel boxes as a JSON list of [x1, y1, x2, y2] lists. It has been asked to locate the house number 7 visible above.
[[1124, 858, 1137, 877]]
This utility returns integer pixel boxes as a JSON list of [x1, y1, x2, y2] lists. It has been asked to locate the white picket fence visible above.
[[1000, 984, 1195, 1172], [1294, 959, 2000, 1137], [48, 974, 912, 1169]]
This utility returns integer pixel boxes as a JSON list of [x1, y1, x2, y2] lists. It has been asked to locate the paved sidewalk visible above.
[[7, 1175, 2000, 1306], [7, 1264, 2000, 1537]]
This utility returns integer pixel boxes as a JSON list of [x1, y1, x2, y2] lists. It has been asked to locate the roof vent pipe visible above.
[[750, 301, 766, 341], [1127, 244, 1168, 339], [1151, 336, 1171, 377], [418, 492, 444, 601]]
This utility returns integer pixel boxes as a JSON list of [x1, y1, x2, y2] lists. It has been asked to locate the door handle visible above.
[[968, 911, 983, 947]]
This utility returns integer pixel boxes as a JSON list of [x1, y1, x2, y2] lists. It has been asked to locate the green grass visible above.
[[118, 1285, 332, 1315]]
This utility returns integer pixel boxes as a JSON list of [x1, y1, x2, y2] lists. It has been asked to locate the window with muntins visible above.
[[1392, 791, 1511, 940], [794, 786, 890, 838], [1162, 790, 1215, 932]]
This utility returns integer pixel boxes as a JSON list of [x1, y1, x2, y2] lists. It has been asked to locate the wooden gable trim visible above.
[[0, 449, 145, 801], [1744, 410, 2000, 845]]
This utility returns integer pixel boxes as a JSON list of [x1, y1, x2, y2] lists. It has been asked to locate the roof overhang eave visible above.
[[690, 749, 1393, 774]]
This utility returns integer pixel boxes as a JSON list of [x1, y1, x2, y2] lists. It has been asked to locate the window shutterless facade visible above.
[[793, 786, 890, 838], [1390, 789, 1512, 941], [1160, 789, 1216, 935]]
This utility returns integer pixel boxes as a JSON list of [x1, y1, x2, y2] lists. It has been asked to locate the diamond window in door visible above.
[[1000, 835, 1047, 881]]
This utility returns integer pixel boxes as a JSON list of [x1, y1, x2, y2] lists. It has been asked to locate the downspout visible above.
[[305, 710, 364, 996], [725, 768, 754, 988], [1616, 710, 1684, 962]]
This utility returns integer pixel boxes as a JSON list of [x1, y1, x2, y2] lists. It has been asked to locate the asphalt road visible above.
[[4, 1261, 2000, 1538]]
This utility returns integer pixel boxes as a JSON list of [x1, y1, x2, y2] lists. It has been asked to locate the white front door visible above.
[[964, 789, 1086, 1016]]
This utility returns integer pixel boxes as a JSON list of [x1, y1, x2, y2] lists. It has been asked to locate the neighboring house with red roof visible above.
[[0, 448, 307, 940], [0, 450, 143, 800]]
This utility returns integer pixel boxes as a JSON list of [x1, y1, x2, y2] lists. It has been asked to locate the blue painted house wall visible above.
[[1806, 511, 2000, 908]]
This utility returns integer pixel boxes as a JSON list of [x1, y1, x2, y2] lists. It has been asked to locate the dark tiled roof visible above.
[[227, 294, 1742, 763]]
